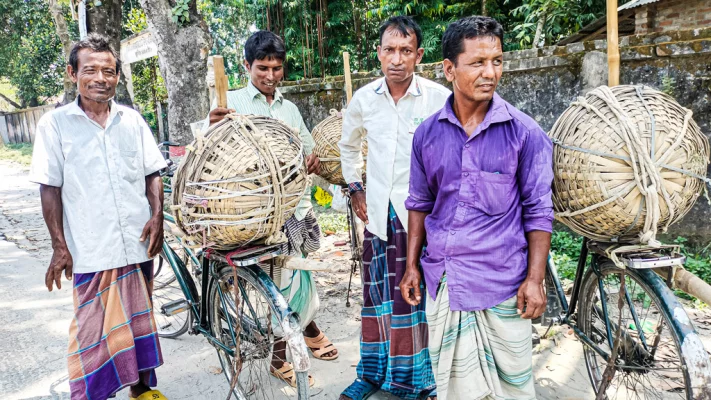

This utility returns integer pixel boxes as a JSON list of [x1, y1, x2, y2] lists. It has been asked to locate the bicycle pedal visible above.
[[160, 299, 190, 316]]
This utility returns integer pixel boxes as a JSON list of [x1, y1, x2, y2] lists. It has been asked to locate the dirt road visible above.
[[1, 160, 709, 400]]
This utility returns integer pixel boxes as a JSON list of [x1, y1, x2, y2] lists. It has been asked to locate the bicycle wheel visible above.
[[209, 264, 310, 399], [579, 260, 709, 399], [152, 252, 191, 338]]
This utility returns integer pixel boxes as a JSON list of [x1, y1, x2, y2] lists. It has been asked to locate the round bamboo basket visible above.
[[172, 114, 309, 249], [550, 85, 709, 245], [312, 109, 368, 186]]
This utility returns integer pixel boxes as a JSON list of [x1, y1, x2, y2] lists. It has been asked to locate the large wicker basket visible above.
[[550, 85, 709, 244], [172, 114, 309, 249], [312, 109, 368, 186]]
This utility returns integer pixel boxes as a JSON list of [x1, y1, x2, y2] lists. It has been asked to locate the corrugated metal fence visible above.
[[0, 105, 56, 145]]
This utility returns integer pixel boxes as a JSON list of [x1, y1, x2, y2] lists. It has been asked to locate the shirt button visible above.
[[446, 256, 451, 261], [463, 172, 469, 177], [450, 231, 455, 235], [465, 144, 470, 148], [458, 202, 464, 207]]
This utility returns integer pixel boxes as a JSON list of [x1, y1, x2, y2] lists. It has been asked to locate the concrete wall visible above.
[[635, 0, 711, 35], [281, 27, 711, 242]]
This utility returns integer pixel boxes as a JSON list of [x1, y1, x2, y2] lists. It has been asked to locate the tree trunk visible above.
[[139, 0, 212, 145], [48, 0, 77, 105], [85, 0, 133, 106], [482, 0, 488, 16], [533, 12, 548, 48]]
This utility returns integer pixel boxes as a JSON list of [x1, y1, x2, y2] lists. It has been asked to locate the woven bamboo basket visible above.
[[550, 85, 710, 244], [312, 109, 368, 186], [171, 114, 309, 249]]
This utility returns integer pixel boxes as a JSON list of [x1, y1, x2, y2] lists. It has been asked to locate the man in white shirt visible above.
[[30, 34, 168, 400], [338, 16, 450, 400]]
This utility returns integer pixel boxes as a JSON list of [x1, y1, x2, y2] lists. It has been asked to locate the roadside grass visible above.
[[0, 143, 33, 166]]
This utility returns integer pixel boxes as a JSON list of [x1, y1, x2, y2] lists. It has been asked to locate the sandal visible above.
[[270, 362, 315, 388], [304, 331, 339, 360], [129, 389, 168, 400], [341, 378, 379, 400]]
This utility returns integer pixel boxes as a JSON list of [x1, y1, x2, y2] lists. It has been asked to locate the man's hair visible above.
[[442, 16, 504, 64], [69, 33, 121, 74], [378, 16, 423, 48], [244, 30, 287, 65]]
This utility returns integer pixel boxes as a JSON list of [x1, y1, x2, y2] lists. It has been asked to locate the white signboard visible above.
[[121, 31, 158, 64]]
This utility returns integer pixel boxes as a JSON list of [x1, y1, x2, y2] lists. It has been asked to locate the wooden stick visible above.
[[343, 52, 353, 106], [606, 0, 620, 86], [213, 55, 229, 108]]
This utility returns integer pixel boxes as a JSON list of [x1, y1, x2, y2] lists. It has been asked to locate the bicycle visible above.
[[543, 237, 711, 399], [151, 142, 312, 399]]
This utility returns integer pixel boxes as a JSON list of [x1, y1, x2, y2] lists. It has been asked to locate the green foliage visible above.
[[0, 143, 34, 166], [0, 1, 71, 107], [550, 230, 585, 280], [172, 0, 192, 25], [317, 211, 349, 233], [508, 0, 604, 48]]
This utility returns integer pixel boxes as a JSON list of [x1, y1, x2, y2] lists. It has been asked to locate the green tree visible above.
[[0, 1, 68, 107]]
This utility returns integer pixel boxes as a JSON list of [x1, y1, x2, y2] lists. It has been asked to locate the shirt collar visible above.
[[247, 80, 283, 104], [373, 74, 422, 97], [438, 92, 512, 132], [67, 95, 122, 120]]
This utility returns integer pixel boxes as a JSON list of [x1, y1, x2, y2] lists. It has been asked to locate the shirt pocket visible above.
[[474, 171, 516, 216], [120, 150, 140, 182]]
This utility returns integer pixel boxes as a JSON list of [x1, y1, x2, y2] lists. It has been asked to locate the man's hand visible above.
[[46, 245, 73, 292], [400, 266, 423, 306], [351, 191, 368, 224], [306, 154, 320, 175], [516, 277, 546, 319], [140, 215, 164, 258], [208, 107, 236, 126]]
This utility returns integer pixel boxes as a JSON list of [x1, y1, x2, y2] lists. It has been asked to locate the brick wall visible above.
[[635, 0, 711, 34]]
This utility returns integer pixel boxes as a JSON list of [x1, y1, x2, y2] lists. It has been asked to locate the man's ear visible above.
[[415, 48, 425, 64], [442, 58, 455, 83], [243, 60, 251, 72], [67, 65, 78, 84], [376, 45, 383, 63]]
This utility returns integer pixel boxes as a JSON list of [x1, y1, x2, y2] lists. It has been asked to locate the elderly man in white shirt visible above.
[[30, 34, 168, 400], [338, 16, 450, 400]]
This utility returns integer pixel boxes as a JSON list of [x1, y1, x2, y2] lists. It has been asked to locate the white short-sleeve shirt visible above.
[[29, 96, 167, 273]]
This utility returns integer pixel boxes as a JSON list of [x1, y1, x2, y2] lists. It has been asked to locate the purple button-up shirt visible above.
[[405, 93, 554, 311]]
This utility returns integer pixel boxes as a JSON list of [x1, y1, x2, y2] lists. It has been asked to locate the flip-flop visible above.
[[129, 389, 168, 400], [304, 331, 339, 360], [341, 378, 379, 400], [270, 362, 315, 388]]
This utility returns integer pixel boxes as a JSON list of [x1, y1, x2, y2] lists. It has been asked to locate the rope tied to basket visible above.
[[550, 85, 710, 245], [172, 114, 308, 249]]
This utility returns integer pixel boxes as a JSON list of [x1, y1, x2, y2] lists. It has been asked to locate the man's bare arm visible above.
[[517, 230, 551, 319], [400, 210, 428, 306], [140, 172, 164, 258], [40, 184, 73, 291]]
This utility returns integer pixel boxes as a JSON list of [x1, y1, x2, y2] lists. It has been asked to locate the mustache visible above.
[[476, 80, 496, 85], [88, 84, 111, 90]]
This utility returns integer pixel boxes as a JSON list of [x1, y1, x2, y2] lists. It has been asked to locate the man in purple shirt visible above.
[[400, 16, 553, 399]]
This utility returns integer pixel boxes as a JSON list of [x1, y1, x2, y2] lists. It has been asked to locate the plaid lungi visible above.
[[276, 210, 321, 328], [427, 275, 535, 400], [343, 203, 435, 400], [67, 261, 163, 400]]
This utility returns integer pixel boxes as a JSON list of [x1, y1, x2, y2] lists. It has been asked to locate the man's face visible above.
[[245, 57, 284, 96], [67, 49, 119, 103], [377, 27, 424, 85], [443, 36, 503, 103]]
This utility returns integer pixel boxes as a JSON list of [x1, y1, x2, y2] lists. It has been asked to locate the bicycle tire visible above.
[[208, 264, 310, 400], [151, 251, 191, 339], [579, 260, 711, 399]]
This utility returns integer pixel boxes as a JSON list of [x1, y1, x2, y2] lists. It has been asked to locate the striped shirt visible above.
[[204, 81, 316, 220]]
